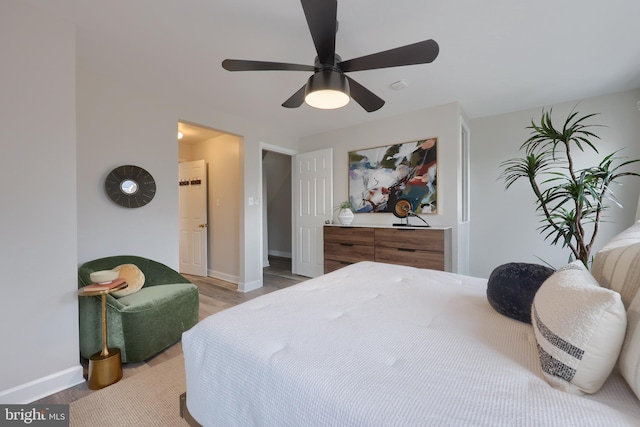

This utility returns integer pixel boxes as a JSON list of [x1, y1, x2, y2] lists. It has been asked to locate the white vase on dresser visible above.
[[337, 208, 354, 225]]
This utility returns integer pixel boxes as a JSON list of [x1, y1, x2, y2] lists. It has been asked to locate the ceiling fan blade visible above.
[[345, 76, 385, 112], [222, 59, 314, 72], [339, 39, 439, 72], [282, 85, 307, 108], [301, 0, 337, 65]]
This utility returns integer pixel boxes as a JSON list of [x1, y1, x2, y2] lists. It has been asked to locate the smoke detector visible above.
[[390, 80, 409, 91]]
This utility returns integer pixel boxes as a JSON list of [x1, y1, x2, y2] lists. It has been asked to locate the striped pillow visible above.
[[532, 261, 626, 395], [620, 291, 640, 400], [592, 221, 640, 399], [592, 221, 640, 308]]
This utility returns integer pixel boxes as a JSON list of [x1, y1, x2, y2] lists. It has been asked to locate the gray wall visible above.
[[0, 2, 83, 401], [1, 1, 300, 402], [469, 89, 640, 278], [3, 1, 639, 403], [299, 102, 467, 273], [298, 91, 640, 279]]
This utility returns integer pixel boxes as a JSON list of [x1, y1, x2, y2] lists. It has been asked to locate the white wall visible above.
[[172, 108, 299, 291], [76, 65, 299, 290], [299, 102, 466, 272], [77, 64, 181, 268], [0, 2, 83, 402], [469, 89, 640, 278], [8, 1, 639, 404], [0, 2, 299, 401]]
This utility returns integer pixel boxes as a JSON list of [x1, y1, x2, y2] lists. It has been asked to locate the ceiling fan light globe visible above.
[[305, 89, 350, 109], [305, 70, 350, 109]]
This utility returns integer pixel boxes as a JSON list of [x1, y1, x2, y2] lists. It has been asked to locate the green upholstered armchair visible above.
[[78, 255, 199, 363]]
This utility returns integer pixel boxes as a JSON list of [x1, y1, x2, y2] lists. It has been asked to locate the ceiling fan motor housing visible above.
[[305, 69, 350, 108]]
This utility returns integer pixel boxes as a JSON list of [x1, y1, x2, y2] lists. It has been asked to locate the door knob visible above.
[[198, 224, 208, 228]]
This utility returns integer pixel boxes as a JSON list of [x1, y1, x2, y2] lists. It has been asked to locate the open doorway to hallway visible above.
[[178, 120, 242, 286], [262, 149, 295, 279]]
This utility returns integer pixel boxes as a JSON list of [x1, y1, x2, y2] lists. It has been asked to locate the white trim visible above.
[[238, 279, 262, 293], [207, 269, 240, 285], [459, 118, 471, 224], [260, 142, 297, 156], [268, 250, 292, 258], [0, 365, 84, 404]]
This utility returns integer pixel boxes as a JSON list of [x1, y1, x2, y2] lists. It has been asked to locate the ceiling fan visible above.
[[222, 0, 439, 112]]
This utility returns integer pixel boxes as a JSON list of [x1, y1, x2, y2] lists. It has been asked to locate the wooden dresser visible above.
[[323, 225, 452, 273]]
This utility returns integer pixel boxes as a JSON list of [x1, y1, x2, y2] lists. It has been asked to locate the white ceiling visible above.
[[26, 0, 640, 138]]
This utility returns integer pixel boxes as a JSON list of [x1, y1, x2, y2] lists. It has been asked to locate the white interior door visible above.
[[293, 148, 333, 278], [179, 160, 208, 276]]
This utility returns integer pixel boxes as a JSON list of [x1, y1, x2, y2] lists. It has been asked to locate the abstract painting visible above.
[[348, 138, 437, 214]]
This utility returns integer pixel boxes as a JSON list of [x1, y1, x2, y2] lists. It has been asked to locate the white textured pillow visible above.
[[532, 261, 626, 395]]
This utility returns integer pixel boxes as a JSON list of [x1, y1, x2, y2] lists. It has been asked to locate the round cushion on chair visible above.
[[487, 262, 555, 324], [111, 264, 145, 297]]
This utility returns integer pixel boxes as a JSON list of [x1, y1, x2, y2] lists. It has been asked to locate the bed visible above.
[[183, 223, 640, 426]]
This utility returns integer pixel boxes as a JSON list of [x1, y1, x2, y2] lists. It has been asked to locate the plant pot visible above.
[[337, 208, 354, 225]]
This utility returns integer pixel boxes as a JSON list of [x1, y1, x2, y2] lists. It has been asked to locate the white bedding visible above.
[[183, 261, 640, 426]]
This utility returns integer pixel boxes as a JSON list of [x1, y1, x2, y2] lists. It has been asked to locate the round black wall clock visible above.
[[105, 165, 156, 208]]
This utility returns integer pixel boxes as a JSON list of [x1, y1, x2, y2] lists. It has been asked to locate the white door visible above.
[[293, 148, 333, 277], [179, 160, 208, 276]]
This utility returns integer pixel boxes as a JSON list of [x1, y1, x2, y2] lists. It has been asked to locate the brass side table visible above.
[[78, 280, 128, 390]]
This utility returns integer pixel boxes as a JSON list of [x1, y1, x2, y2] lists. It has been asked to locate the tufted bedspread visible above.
[[182, 261, 640, 426]]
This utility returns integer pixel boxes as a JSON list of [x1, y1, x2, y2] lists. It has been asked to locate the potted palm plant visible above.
[[500, 108, 640, 267]]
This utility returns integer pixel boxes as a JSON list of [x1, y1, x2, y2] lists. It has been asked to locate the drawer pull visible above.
[[398, 248, 416, 252], [339, 243, 354, 246]]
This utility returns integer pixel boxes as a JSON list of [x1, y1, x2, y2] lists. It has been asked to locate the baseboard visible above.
[[207, 269, 240, 285], [207, 270, 261, 293], [238, 279, 262, 293], [0, 365, 84, 404], [268, 250, 292, 258]]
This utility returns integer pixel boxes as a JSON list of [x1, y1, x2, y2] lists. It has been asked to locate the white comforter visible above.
[[183, 261, 640, 426]]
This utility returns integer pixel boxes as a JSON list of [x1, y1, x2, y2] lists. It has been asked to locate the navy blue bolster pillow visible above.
[[487, 262, 555, 324]]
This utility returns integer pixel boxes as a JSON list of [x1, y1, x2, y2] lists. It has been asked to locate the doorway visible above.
[[262, 148, 294, 278], [179, 159, 208, 276], [178, 121, 242, 284]]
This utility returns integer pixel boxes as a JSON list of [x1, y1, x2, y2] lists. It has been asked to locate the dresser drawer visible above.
[[375, 247, 445, 271], [324, 226, 375, 245], [323, 225, 451, 273], [375, 228, 444, 252], [324, 242, 375, 263]]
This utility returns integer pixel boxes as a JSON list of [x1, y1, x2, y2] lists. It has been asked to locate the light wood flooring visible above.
[[33, 257, 306, 405]]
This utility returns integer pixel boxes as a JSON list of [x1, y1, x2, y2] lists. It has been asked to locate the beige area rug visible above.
[[70, 355, 188, 426]]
